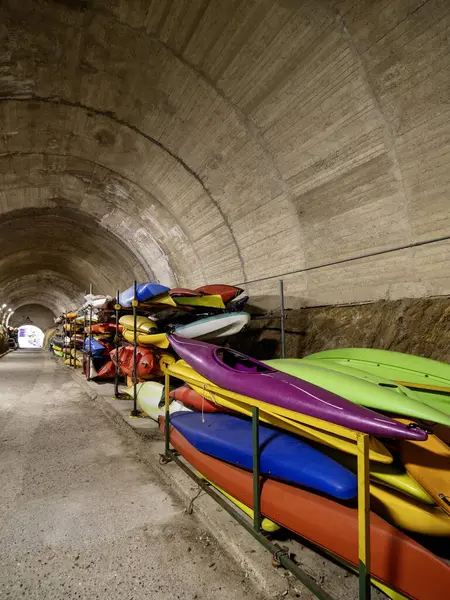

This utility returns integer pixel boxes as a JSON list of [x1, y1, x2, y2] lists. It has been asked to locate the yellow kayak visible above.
[[319, 447, 433, 504], [119, 315, 157, 333], [174, 295, 226, 309], [122, 328, 169, 349], [370, 484, 450, 536], [197, 472, 280, 533], [168, 360, 392, 464], [64, 357, 83, 368]]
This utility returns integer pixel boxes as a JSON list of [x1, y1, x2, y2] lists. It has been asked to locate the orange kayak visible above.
[[398, 418, 450, 515], [169, 385, 230, 413], [161, 421, 450, 600]]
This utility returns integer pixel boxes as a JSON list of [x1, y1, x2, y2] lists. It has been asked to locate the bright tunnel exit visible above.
[[17, 325, 44, 349]]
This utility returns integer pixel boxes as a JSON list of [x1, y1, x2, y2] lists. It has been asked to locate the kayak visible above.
[[370, 484, 450, 535], [398, 418, 450, 516], [119, 315, 157, 333], [317, 446, 433, 504], [306, 348, 450, 394], [122, 381, 190, 416], [197, 472, 406, 600], [170, 411, 358, 499], [163, 421, 450, 600], [174, 313, 250, 341], [168, 335, 427, 440], [197, 472, 280, 533], [110, 345, 157, 379], [173, 295, 226, 309], [170, 385, 227, 413], [267, 359, 450, 427], [119, 282, 170, 306], [122, 328, 169, 349], [194, 285, 243, 303], [168, 359, 393, 463]]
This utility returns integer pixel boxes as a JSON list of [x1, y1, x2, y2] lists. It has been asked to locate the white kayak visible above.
[[174, 312, 250, 341], [122, 381, 191, 416]]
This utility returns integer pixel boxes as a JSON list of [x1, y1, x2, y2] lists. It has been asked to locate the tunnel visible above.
[[2, 0, 450, 321], [1, 1, 450, 599]]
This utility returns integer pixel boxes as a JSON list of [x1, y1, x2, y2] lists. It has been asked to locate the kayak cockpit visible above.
[[214, 348, 275, 374]]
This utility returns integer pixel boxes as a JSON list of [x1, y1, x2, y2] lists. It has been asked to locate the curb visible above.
[[0, 349, 11, 360]]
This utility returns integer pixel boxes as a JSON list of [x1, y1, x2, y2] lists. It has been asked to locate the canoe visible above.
[[267, 359, 450, 427], [122, 328, 169, 349], [119, 282, 170, 306], [197, 472, 279, 533], [163, 422, 450, 600], [119, 315, 157, 333], [169, 385, 227, 413], [398, 418, 450, 516], [169, 359, 393, 463], [168, 335, 427, 440], [174, 295, 226, 310], [122, 381, 191, 416], [194, 285, 243, 304], [174, 313, 250, 341], [306, 348, 450, 393], [170, 411, 357, 499], [370, 483, 450, 535]]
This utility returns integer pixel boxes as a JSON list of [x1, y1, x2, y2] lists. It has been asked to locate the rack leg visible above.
[[252, 406, 261, 532], [164, 373, 170, 456], [279, 279, 286, 359], [357, 433, 371, 600]]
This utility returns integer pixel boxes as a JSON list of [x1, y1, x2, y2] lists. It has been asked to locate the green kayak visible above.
[[304, 348, 450, 413], [265, 358, 450, 426], [306, 348, 450, 388]]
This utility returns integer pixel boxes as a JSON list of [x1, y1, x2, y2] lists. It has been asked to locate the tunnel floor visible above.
[[0, 350, 266, 600]]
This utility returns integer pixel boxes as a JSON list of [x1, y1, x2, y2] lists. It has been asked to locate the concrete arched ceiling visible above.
[[1, 0, 450, 310]]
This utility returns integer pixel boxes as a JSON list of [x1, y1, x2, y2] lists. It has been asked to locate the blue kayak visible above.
[[84, 337, 108, 357], [170, 412, 357, 500], [119, 282, 170, 306]]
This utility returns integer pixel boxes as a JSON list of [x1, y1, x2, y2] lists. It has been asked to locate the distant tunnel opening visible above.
[[17, 325, 44, 349]]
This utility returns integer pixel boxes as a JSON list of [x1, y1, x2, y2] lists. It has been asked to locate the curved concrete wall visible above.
[[10, 304, 56, 332], [1, 0, 450, 312]]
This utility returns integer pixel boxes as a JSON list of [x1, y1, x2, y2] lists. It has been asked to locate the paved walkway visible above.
[[0, 350, 265, 599]]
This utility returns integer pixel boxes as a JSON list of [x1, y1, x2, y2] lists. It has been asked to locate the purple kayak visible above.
[[168, 334, 427, 441]]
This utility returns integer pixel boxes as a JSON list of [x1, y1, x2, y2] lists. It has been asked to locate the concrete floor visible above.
[[0, 350, 268, 600]]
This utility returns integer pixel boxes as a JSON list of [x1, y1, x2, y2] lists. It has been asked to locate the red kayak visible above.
[[161, 421, 450, 600], [170, 385, 227, 413], [195, 284, 242, 303], [110, 345, 156, 379]]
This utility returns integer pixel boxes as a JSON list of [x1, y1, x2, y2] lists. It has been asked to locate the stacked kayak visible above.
[[158, 336, 450, 599]]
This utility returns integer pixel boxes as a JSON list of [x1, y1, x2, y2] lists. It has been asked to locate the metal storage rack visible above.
[[160, 366, 372, 600]]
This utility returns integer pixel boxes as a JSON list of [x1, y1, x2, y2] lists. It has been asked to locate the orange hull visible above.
[[162, 421, 450, 600]]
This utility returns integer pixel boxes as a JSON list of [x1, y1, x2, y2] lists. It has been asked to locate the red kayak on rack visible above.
[[195, 284, 243, 304], [110, 345, 156, 379], [169, 385, 229, 413], [161, 420, 450, 600]]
